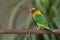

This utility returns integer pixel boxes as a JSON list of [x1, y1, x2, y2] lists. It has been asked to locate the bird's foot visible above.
[[36, 28, 44, 30], [36, 28, 39, 31]]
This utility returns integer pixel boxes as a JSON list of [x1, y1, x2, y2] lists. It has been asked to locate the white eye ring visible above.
[[32, 8, 35, 10]]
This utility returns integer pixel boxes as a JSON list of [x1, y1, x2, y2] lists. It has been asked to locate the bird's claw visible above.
[[37, 28, 39, 30]]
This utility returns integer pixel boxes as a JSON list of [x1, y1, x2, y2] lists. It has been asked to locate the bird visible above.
[[29, 7, 54, 32]]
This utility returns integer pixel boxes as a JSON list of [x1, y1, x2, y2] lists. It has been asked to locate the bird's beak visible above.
[[29, 8, 32, 13]]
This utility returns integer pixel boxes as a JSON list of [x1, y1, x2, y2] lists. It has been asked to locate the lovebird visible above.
[[29, 8, 54, 32]]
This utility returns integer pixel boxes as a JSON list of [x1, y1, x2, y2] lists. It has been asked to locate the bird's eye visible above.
[[32, 8, 35, 10]]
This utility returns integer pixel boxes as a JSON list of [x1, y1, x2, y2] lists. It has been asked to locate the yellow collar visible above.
[[32, 9, 42, 17]]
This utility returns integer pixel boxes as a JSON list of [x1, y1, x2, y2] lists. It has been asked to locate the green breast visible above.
[[34, 14, 49, 27]]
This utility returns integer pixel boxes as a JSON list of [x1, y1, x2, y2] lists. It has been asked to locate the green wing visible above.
[[34, 14, 50, 29]]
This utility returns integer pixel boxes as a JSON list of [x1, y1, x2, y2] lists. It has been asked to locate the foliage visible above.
[[0, 0, 60, 40]]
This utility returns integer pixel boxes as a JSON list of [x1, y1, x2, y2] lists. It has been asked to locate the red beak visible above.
[[29, 8, 32, 13]]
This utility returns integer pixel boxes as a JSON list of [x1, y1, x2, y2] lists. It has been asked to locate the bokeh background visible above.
[[0, 0, 60, 40]]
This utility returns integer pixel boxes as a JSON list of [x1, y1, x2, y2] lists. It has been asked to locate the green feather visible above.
[[34, 14, 54, 32]]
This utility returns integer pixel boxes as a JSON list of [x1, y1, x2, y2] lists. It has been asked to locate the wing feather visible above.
[[34, 14, 49, 27]]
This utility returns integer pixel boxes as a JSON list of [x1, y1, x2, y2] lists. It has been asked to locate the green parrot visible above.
[[29, 8, 54, 32]]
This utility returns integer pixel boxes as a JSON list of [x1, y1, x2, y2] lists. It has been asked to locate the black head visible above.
[[29, 8, 36, 14]]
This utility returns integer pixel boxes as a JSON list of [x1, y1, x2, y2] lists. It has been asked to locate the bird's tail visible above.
[[49, 28, 55, 32], [45, 28, 55, 32]]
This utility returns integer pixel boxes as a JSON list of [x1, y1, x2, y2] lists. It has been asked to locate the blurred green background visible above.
[[0, 0, 60, 40]]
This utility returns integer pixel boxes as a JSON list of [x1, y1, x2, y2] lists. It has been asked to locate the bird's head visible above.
[[29, 8, 36, 14], [29, 8, 42, 15]]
